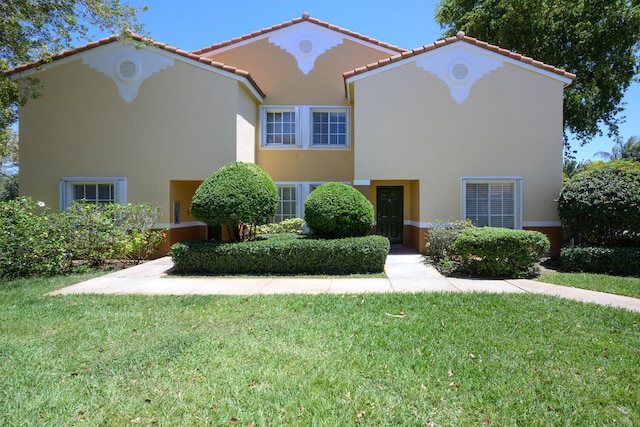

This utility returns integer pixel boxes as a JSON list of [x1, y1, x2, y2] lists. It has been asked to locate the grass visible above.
[[1, 274, 639, 426], [538, 272, 640, 299]]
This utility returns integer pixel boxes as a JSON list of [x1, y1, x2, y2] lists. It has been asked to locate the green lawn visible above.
[[1, 274, 639, 426], [539, 272, 640, 299]]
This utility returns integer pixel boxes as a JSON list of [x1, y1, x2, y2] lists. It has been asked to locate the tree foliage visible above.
[[557, 160, 640, 246], [0, 0, 147, 139], [435, 0, 640, 150], [190, 162, 279, 242], [596, 135, 640, 161]]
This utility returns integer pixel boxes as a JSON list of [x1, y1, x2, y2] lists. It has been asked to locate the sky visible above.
[[84, 0, 639, 162]]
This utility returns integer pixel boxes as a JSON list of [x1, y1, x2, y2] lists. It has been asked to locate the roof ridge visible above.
[[343, 32, 576, 81], [5, 33, 266, 98], [192, 12, 408, 56]]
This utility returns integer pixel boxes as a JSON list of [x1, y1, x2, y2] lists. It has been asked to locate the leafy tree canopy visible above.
[[435, 0, 640, 151], [596, 135, 640, 161], [0, 0, 147, 144]]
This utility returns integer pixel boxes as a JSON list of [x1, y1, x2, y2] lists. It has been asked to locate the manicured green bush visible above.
[[0, 197, 69, 278], [560, 246, 640, 276], [425, 220, 474, 273], [304, 182, 374, 238], [169, 234, 390, 275], [558, 160, 640, 246], [256, 218, 305, 235], [190, 162, 279, 241], [453, 227, 550, 278]]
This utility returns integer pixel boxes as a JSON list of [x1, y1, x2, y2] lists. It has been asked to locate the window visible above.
[[266, 110, 296, 145], [462, 177, 522, 229], [262, 106, 349, 148], [274, 185, 298, 223], [312, 110, 347, 146], [73, 183, 115, 204], [59, 177, 126, 210]]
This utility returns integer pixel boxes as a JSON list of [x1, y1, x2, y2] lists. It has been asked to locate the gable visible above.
[[344, 32, 575, 104]]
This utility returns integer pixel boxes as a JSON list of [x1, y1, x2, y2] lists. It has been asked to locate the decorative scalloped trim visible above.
[[83, 44, 174, 103], [416, 44, 504, 104], [268, 22, 344, 75]]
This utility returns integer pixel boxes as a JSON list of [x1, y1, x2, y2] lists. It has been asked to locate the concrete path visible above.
[[49, 253, 640, 313]]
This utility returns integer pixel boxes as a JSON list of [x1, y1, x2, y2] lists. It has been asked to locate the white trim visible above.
[[260, 105, 351, 149], [353, 179, 371, 186], [523, 221, 562, 228], [156, 221, 205, 229], [203, 21, 400, 57]]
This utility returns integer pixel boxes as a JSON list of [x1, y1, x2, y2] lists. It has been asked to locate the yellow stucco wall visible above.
[[352, 60, 565, 225], [207, 37, 392, 182], [18, 52, 257, 225]]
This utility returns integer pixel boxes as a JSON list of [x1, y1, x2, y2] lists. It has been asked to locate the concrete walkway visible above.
[[49, 253, 640, 313]]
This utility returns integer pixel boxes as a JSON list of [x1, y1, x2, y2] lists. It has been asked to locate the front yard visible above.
[[1, 273, 638, 426]]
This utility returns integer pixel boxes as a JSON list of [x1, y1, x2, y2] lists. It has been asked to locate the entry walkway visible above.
[[49, 253, 640, 313]]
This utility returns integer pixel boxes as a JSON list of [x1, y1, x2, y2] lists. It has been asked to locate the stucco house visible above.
[[7, 13, 574, 254]]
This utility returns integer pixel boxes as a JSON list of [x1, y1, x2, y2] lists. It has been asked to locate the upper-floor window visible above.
[[266, 110, 297, 146], [312, 110, 347, 146], [261, 106, 350, 149]]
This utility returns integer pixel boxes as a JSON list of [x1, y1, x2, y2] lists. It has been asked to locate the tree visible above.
[[190, 162, 279, 242], [1, 1, 147, 141], [595, 135, 640, 161], [435, 0, 640, 152], [0, 128, 18, 200]]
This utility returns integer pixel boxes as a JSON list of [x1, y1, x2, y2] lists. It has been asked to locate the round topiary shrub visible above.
[[190, 162, 278, 241], [304, 182, 374, 238], [558, 160, 640, 246]]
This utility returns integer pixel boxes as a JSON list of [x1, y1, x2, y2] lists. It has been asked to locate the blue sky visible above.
[[86, 0, 638, 161]]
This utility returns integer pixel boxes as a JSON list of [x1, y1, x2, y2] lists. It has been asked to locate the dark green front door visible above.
[[376, 186, 403, 244]]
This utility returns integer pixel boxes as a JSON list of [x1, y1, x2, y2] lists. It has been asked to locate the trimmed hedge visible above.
[[560, 246, 640, 276], [169, 234, 390, 275], [453, 227, 550, 278], [304, 182, 374, 238]]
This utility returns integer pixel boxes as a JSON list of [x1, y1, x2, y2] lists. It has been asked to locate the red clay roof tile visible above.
[[192, 13, 407, 56], [4, 33, 266, 98], [343, 33, 576, 81]]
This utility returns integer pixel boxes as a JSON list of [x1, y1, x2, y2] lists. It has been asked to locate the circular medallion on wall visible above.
[[115, 57, 141, 82], [449, 60, 471, 83]]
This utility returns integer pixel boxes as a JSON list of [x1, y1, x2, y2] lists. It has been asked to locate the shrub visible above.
[[453, 227, 550, 278], [169, 235, 390, 275], [190, 162, 279, 241], [560, 246, 640, 276], [256, 218, 306, 235], [558, 160, 640, 246], [0, 197, 69, 278], [424, 220, 473, 273], [63, 202, 166, 266], [304, 182, 374, 238]]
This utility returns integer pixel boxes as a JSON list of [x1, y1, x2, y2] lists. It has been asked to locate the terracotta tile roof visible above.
[[5, 33, 266, 98], [192, 12, 408, 56], [343, 31, 576, 81]]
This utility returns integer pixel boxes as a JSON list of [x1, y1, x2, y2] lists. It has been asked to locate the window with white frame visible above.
[[274, 185, 298, 223], [261, 106, 349, 148], [59, 177, 127, 210], [265, 110, 297, 145], [312, 110, 347, 146], [462, 177, 522, 229]]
